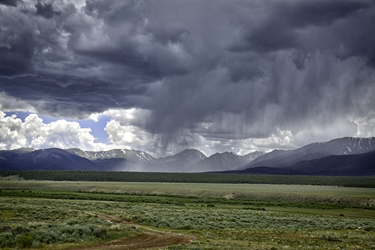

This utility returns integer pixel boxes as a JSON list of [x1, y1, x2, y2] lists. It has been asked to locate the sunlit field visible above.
[[1, 176, 375, 249]]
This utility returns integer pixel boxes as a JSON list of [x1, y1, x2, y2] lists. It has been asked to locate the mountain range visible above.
[[1, 137, 375, 176], [228, 137, 375, 176]]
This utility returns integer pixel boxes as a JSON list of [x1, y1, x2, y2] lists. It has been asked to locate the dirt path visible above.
[[71, 232, 193, 250], [72, 212, 196, 250]]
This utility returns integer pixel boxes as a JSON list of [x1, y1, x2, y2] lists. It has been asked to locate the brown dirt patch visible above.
[[73, 211, 196, 250], [71, 232, 194, 250]]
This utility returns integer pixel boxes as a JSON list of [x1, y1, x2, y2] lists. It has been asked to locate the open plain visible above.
[[1, 176, 375, 249]]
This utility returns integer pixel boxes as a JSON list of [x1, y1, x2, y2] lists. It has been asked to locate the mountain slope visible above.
[[155, 149, 207, 172], [67, 148, 157, 163], [245, 149, 288, 166], [224, 150, 375, 176], [190, 152, 249, 172], [240, 151, 266, 163], [69, 148, 208, 172], [285, 151, 375, 176], [241, 137, 375, 170], [0, 148, 98, 171]]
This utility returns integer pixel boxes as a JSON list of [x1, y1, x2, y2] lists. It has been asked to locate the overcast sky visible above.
[[1, 0, 375, 157]]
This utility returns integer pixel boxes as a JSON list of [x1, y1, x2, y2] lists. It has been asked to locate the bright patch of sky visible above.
[[5, 111, 110, 144]]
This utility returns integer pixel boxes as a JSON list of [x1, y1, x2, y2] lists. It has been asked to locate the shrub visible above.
[[34, 227, 58, 244], [0, 232, 16, 248], [60, 225, 74, 234], [182, 224, 193, 230], [90, 225, 107, 238], [12, 225, 30, 236], [66, 218, 80, 225], [31, 240, 45, 248], [16, 234, 33, 248], [0, 226, 11, 234]]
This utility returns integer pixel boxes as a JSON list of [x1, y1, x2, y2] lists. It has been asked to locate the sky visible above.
[[1, 0, 375, 157]]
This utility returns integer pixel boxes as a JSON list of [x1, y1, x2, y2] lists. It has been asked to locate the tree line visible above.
[[1, 170, 375, 188]]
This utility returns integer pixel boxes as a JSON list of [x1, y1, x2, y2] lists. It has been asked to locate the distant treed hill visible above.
[[1, 170, 375, 188]]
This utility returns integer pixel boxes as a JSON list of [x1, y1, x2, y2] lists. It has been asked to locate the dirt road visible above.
[[73, 231, 193, 250], [71, 212, 196, 250]]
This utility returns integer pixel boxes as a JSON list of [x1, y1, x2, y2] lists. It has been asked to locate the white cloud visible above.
[[105, 120, 154, 150], [352, 113, 375, 138], [0, 112, 110, 151], [102, 108, 170, 156]]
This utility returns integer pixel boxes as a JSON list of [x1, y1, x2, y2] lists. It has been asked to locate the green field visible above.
[[2, 176, 375, 206], [1, 177, 375, 249]]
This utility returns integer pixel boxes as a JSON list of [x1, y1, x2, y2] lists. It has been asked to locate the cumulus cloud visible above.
[[0, 112, 110, 151], [105, 121, 152, 149], [1, 0, 375, 155]]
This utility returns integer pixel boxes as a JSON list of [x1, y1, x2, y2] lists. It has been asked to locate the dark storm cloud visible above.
[[228, 0, 375, 68], [1, 0, 375, 145], [275, 0, 372, 28], [35, 1, 61, 19], [0, 73, 147, 118], [144, 0, 375, 138], [0, 0, 204, 118], [0, 0, 21, 7], [0, 9, 35, 75], [146, 24, 191, 46], [69, 0, 193, 78], [0, 0, 152, 116]]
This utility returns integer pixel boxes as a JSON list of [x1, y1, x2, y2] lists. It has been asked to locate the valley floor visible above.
[[1, 178, 375, 249]]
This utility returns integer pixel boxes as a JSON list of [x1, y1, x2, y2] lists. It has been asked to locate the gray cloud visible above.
[[35, 1, 61, 19], [228, 0, 375, 67], [0, 12, 35, 75], [0, 73, 146, 118], [0, 0, 21, 7], [1, 0, 375, 153]]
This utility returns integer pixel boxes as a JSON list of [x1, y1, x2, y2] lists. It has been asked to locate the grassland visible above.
[[1, 176, 375, 249]]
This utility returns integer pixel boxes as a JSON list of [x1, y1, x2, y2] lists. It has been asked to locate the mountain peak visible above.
[[212, 151, 237, 156], [179, 148, 206, 155], [158, 148, 207, 165]]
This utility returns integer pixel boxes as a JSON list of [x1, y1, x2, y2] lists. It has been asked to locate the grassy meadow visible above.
[[1, 175, 375, 249]]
